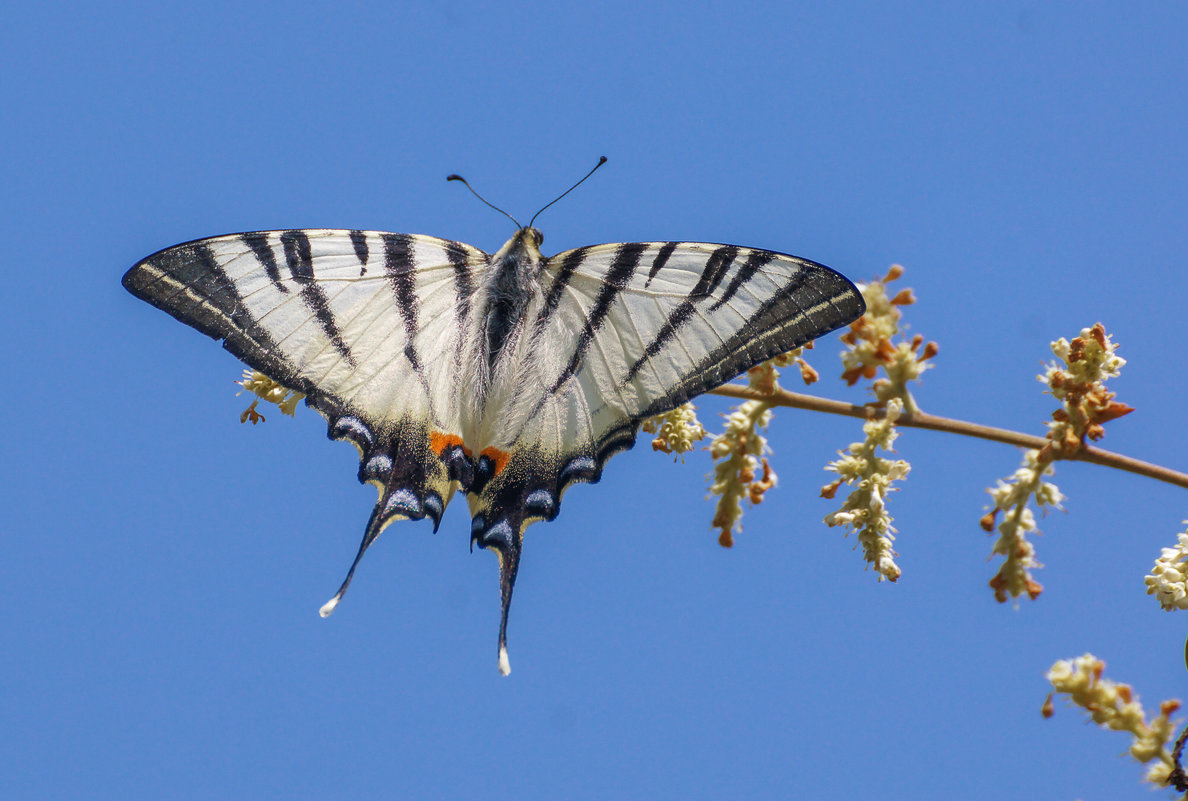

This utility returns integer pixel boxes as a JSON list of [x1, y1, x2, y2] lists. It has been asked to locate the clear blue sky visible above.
[[4, 2, 1187, 798]]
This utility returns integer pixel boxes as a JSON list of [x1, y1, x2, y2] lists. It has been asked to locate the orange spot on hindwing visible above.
[[429, 432, 508, 492], [479, 447, 510, 477], [430, 431, 470, 457]]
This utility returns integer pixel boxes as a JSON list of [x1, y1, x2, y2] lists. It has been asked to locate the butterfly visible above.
[[122, 176, 865, 674]]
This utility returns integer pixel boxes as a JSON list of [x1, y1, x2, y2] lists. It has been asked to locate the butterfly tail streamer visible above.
[[318, 503, 388, 617], [495, 540, 520, 677], [471, 516, 524, 676]]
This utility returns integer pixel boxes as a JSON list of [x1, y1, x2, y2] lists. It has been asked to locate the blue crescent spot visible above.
[[524, 489, 555, 515], [363, 454, 393, 479], [384, 488, 422, 517], [332, 416, 374, 447], [559, 456, 597, 483], [480, 520, 514, 550], [475, 455, 496, 479]]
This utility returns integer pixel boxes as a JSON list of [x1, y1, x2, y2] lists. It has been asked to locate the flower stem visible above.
[[708, 384, 1188, 490]]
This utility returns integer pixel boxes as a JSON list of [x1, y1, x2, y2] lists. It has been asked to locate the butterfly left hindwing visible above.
[[124, 223, 865, 674]]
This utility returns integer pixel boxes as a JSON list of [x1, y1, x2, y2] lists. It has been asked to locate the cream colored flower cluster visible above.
[[235, 369, 305, 424], [1039, 323, 1133, 460], [821, 399, 908, 581], [702, 347, 819, 547], [980, 449, 1063, 602], [705, 362, 795, 548], [821, 267, 932, 582], [641, 403, 708, 460], [981, 323, 1132, 603], [1146, 524, 1188, 611], [1046, 654, 1183, 792], [707, 398, 775, 549], [839, 265, 937, 413], [766, 344, 819, 387]]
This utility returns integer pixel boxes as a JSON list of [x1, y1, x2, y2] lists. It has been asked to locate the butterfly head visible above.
[[491, 226, 546, 265], [520, 226, 544, 249]]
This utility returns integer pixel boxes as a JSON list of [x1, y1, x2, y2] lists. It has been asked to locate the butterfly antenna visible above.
[[528, 156, 608, 229], [447, 173, 522, 229]]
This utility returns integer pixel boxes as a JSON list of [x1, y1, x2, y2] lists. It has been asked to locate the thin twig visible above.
[[708, 384, 1188, 490], [1169, 724, 1188, 792]]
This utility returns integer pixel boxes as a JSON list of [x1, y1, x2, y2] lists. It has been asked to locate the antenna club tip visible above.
[[318, 597, 340, 618], [598, 156, 608, 164], [498, 646, 511, 676], [446, 174, 463, 182]]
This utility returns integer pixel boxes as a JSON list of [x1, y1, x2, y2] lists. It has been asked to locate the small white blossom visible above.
[[1146, 524, 1188, 611], [642, 403, 708, 460], [983, 325, 1132, 602], [1037, 323, 1133, 459], [235, 369, 305, 424], [838, 266, 938, 414]]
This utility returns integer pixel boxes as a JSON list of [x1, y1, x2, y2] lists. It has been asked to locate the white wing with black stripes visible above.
[[124, 223, 865, 675], [123, 229, 488, 602]]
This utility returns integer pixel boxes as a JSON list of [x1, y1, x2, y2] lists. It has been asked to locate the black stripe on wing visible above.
[[532, 246, 589, 338], [280, 230, 358, 368], [349, 229, 369, 274], [381, 233, 426, 374], [548, 242, 647, 393], [445, 239, 479, 372], [623, 247, 775, 384], [708, 249, 774, 311], [241, 232, 288, 292], [642, 241, 678, 288], [689, 245, 738, 298], [445, 240, 476, 328]]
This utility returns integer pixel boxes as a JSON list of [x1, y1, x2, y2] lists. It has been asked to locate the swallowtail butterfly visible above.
[[123, 172, 865, 674]]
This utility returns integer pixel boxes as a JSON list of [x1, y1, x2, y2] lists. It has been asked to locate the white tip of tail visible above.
[[498, 646, 511, 676], [318, 596, 340, 618]]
